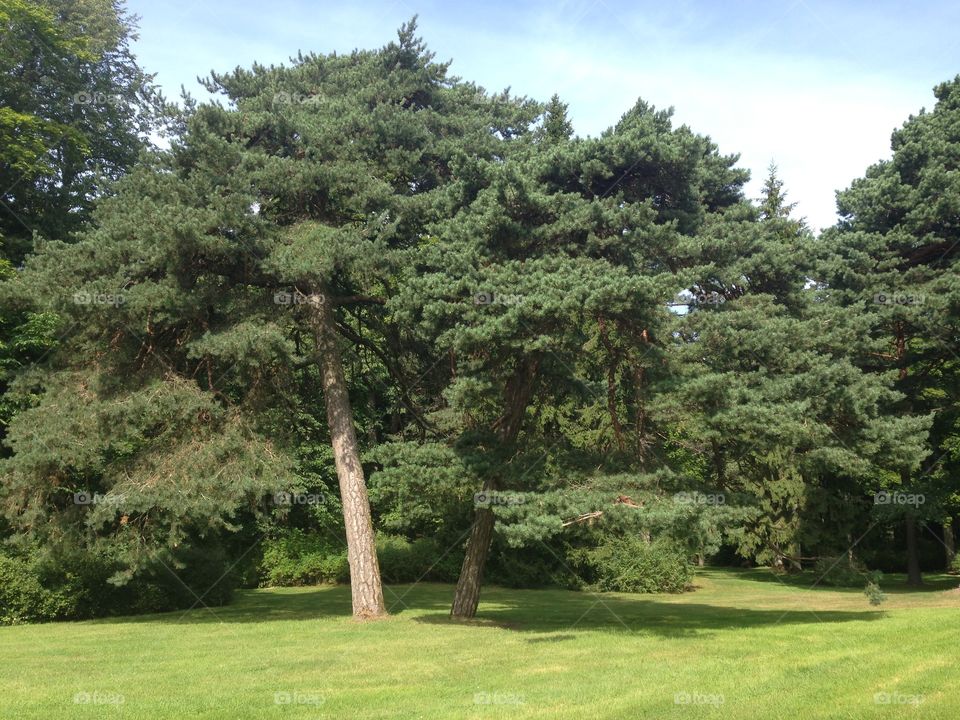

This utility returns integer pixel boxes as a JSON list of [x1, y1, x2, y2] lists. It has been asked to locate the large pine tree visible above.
[[818, 77, 960, 584]]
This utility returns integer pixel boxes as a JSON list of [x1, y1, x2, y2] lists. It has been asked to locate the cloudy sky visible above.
[[125, 0, 959, 231]]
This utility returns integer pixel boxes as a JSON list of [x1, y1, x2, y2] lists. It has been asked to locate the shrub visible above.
[[0, 554, 77, 624], [813, 555, 876, 587], [814, 555, 885, 605], [259, 529, 349, 586], [578, 536, 694, 594], [485, 543, 575, 589], [0, 543, 237, 624], [377, 534, 461, 584]]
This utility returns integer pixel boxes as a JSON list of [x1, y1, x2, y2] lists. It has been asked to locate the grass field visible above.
[[0, 568, 957, 719]]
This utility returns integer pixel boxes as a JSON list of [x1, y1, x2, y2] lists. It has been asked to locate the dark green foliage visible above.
[[0, 553, 76, 624], [816, 77, 960, 580], [813, 555, 879, 588], [376, 534, 461, 584], [0, 0, 162, 260], [572, 536, 694, 594], [0, 543, 236, 624], [813, 555, 886, 606]]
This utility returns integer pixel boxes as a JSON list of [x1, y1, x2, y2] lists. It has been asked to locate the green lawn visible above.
[[1, 568, 957, 719]]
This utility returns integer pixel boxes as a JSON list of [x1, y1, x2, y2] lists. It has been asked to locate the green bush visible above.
[[813, 555, 877, 587], [578, 536, 694, 594], [0, 554, 78, 624], [0, 543, 237, 624], [259, 529, 349, 586], [131, 543, 237, 611], [376, 534, 461, 584], [813, 555, 885, 605], [486, 543, 575, 589]]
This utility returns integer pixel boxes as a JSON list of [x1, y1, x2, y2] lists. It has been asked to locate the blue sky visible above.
[[125, 0, 959, 231]]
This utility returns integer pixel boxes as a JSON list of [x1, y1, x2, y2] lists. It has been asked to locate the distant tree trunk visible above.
[[311, 291, 386, 619], [905, 513, 923, 587], [696, 553, 705, 568], [944, 518, 956, 571], [450, 357, 539, 619], [789, 543, 802, 573]]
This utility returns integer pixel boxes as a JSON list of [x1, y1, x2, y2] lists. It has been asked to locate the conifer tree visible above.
[[818, 78, 960, 584]]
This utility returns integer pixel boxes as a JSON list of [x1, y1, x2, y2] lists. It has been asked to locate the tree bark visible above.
[[944, 518, 956, 571], [449, 477, 497, 618], [310, 291, 386, 619], [450, 357, 540, 619], [905, 513, 923, 587]]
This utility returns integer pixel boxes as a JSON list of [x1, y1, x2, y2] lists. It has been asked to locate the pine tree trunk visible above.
[[905, 513, 923, 587], [944, 518, 956, 571], [310, 291, 386, 619], [450, 478, 497, 618], [450, 358, 539, 619]]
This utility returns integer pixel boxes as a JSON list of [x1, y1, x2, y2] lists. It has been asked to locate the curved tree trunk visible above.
[[450, 478, 497, 618], [450, 357, 539, 619], [311, 291, 386, 619]]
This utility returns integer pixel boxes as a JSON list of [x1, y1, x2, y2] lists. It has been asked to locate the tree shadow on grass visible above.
[[110, 580, 887, 638], [88, 571, 900, 642], [411, 586, 884, 638], [96, 583, 451, 626], [716, 567, 960, 594]]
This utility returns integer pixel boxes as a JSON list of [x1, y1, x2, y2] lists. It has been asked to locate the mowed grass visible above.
[[1, 568, 958, 719]]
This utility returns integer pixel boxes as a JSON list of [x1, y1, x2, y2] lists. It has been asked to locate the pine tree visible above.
[[817, 77, 960, 584], [1, 19, 537, 618], [389, 98, 749, 617], [658, 169, 929, 571]]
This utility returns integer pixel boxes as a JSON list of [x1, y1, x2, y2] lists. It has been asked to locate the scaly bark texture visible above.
[[311, 292, 386, 619], [451, 358, 539, 619]]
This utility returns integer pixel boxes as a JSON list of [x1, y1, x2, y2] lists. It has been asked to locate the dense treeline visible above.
[[1, 8, 957, 623]]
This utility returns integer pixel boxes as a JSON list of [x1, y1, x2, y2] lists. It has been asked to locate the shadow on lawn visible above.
[[717, 567, 960, 594], [412, 594, 883, 638], [135, 581, 884, 637]]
